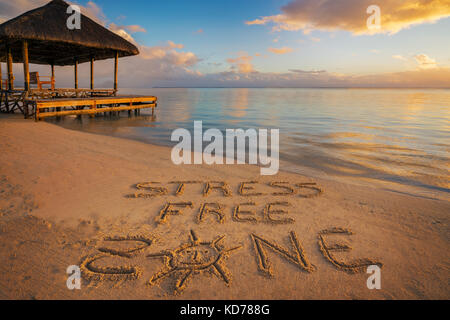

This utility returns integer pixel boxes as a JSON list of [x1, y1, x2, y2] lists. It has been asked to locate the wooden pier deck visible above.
[[31, 95, 157, 120]]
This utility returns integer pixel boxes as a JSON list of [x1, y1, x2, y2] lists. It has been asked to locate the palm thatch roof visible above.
[[0, 0, 139, 66]]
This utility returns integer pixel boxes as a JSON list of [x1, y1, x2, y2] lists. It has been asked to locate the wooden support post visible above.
[[22, 41, 30, 118], [7, 45, 14, 90], [74, 60, 78, 89], [114, 51, 118, 94], [0, 62, 2, 90], [51, 62, 60, 116], [90, 57, 94, 90], [51, 63, 55, 90], [22, 41, 30, 91], [90, 101, 96, 118], [35, 102, 40, 121]]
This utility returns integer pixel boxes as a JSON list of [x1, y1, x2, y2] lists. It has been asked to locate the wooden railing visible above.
[[28, 88, 117, 99]]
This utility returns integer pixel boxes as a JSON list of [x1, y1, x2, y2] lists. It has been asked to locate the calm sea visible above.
[[49, 88, 450, 200]]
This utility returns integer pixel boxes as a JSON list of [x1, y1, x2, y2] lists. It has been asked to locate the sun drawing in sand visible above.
[[147, 230, 242, 293]]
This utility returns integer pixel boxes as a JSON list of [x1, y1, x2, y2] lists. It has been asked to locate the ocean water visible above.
[[49, 88, 450, 199]]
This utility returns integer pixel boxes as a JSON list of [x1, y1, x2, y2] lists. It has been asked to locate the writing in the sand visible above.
[[82, 180, 384, 294], [129, 181, 323, 224], [79, 228, 383, 294]]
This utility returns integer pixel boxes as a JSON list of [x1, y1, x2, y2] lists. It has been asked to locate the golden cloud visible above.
[[414, 54, 438, 69], [139, 41, 198, 66], [246, 0, 450, 34], [124, 25, 147, 33], [268, 47, 294, 54], [108, 23, 137, 44], [226, 54, 255, 73], [353, 67, 450, 86]]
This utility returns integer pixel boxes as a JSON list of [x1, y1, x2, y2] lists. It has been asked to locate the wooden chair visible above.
[[30, 72, 55, 90], [1, 74, 14, 90]]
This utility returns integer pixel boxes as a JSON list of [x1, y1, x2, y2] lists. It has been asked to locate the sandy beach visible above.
[[0, 115, 448, 300]]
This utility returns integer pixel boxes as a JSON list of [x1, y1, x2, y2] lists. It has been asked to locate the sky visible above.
[[1, 0, 450, 88]]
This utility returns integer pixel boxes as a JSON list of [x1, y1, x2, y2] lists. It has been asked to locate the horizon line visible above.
[[146, 86, 450, 89]]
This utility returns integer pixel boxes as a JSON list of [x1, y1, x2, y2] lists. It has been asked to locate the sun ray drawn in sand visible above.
[[147, 230, 242, 294]]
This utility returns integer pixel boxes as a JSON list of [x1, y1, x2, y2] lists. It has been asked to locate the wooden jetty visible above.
[[0, 0, 157, 120], [34, 95, 157, 120]]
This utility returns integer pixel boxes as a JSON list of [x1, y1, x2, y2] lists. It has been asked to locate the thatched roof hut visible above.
[[0, 0, 139, 66], [0, 0, 140, 92]]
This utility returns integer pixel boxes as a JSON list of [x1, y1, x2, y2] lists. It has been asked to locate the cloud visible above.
[[82, 1, 107, 25], [0, 0, 47, 22], [349, 67, 450, 87], [226, 54, 255, 73], [289, 69, 327, 75], [20, 60, 450, 89], [414, 54, 438, 69], [108, 23, 137, 44], [108, 24, 146, 45], [195, 29, 204, 34], [246, 0, 450, 35], [392, 54, 439, 69], [268, 47, 294, 55], [167, 41, 184, 49], [392, 54, 407, 61], [123, 25, 147, 33], [189, 67, 450, 88], [207, 62, 222, 67], [0, 0, 107, 25], [139, 41, 198, 67]]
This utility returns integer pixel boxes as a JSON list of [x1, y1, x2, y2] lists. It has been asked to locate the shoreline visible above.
[[0, 115, 448, 299], [45, 112, 449, 202]]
